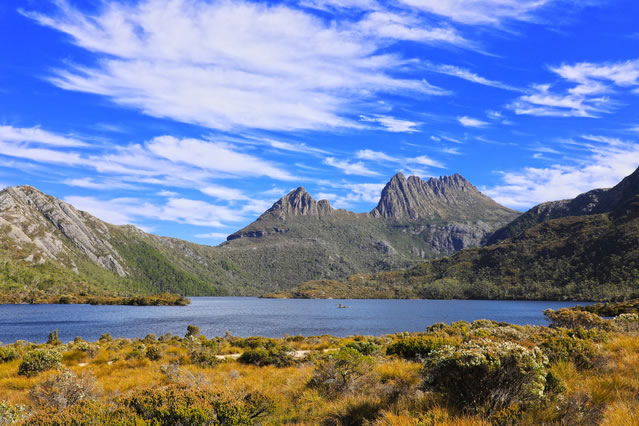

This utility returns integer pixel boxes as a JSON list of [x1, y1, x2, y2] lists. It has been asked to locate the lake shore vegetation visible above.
[[0, 309, 637, 424]]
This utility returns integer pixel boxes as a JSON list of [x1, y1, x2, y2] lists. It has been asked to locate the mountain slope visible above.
[[487, 166, 639, 244], [283, 167, 639, 301], [0, 172, 519, 297]]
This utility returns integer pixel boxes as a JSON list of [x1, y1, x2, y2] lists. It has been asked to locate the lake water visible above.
[[0, 297, 590, 343]]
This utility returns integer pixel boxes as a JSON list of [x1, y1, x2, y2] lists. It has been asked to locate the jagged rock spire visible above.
[[370, 172, 509, 221], [264, 187, 334, 220]]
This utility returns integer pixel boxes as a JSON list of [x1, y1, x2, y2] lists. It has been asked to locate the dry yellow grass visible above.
[[0, 328, 638, 424]]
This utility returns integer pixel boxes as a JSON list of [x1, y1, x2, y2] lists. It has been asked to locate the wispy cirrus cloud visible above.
[[458, 116, 489, 127], [397, 0, 556, 25], [359, 115, 422, 132], [65, 195, 246, 228], [24, 0, 454, 133], [324, 157, 381, 176], [511, 60, 639, 118], [0, 125, 89, 147], [428, 64, 521, 91], [355, 149, 445, 168]]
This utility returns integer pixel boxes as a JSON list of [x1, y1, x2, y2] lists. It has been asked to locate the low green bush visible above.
[[308, 347, 371, 398], [0, 346, 18, 363], [18, 348, 62, 377], [238, 346, 293, 367], [386, 336, 460, 360], [345, 341, 380, 356], [422, 340, 550, 414]]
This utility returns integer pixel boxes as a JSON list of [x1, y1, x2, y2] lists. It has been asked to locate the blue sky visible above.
[[1, 0, 638, 244]]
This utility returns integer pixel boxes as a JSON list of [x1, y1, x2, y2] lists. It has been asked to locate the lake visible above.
[[0, 297, 590, 343]]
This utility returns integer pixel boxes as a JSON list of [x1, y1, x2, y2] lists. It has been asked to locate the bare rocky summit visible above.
[[371, 173, 517, 222]]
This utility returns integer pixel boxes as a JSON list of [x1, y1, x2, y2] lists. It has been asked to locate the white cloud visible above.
[[157, 190, 179, 197], [65, 195, 245, 227], [200, 185, 248, 201], [324, 157, 381, 176], [355, 149, 398, 162], [512, 60, 639, 118], [62, 177, 140, 190], [458, 116, 489, 127], [355, 149, 445, 168], [25, 0, 451, 132], [485, 135, 639, 208], [552, 60, 639, 87], [0, 125, 88, 147], [318, 182, 386, 208], [429, 65, 520, 91], [0, 141, 86, 166], [411, 155, 445, 168], [194, 232, 230, 240], [264, 139, 330, 156], [301, 0, 380, 11], [359, 115, 422, 132], [440, 135, 463, 144], [398, 0, 555, 25], [145, 136, 296, 181], [442, 147, 462, 155], [356, 11, 467, 45]]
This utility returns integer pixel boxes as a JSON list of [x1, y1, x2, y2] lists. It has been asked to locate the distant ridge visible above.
[[487, 166, 639, 244]]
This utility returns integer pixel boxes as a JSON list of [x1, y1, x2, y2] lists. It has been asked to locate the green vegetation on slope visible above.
[[280, 197, 639, 301]]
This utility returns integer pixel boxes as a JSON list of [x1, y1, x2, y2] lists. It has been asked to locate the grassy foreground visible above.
[[0, 311, 637, 425]]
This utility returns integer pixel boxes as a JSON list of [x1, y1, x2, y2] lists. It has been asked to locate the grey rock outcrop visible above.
[[0, 186, 128, 276]]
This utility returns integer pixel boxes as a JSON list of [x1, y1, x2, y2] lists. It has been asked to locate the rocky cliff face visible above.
[[370, 172, 518, 222], [487, 166, 639, 244], [0, 186, 128, 276]]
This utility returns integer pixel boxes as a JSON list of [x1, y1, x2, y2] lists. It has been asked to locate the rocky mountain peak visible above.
[[264, 187, 335, 220], [370, 172, 516, 221]]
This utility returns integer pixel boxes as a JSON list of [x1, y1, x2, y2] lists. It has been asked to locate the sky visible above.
[[1, 0, 638, 244]]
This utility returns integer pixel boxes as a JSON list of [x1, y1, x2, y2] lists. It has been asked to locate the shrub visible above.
[[143, 333, 158, 344], [345, 341, 380, 356], [47, 329, 61, 346], [0, 346, 18, 363], [544, 308, 613, 330], [30, 369, 102, 409], [185, 325, 200, 339], [189, 348, 219, 367], [146, 346, 162, 361], [308, 347, 370, 398], [421, 340, 549, 414], [614, 313, 639, 333], [538, 332, 601, 369], [386, 336, 459, 360], [98, 333, 112, 343], [0, 401, 29, 424], [238, 346, 293, 367], [18, 348, 62, 377], [120, 385, 252, 424]]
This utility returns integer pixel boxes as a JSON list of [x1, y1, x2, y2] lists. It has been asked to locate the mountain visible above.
[[280, 166, 639, 301], [371, 173, 516, 223], [0, 172, 519, 298], [486, 166, 639, 244]]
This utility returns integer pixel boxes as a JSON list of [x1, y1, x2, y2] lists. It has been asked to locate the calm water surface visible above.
[[0, 297, 590, 343]]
